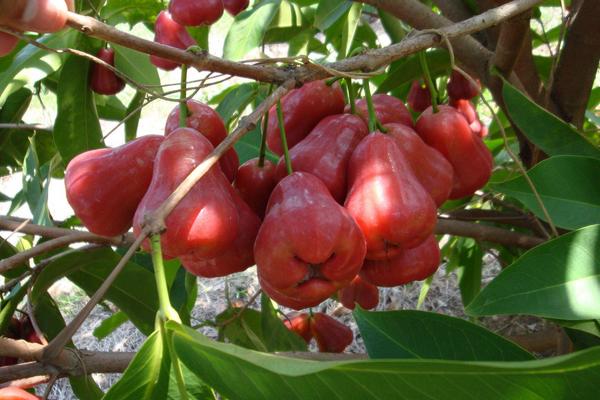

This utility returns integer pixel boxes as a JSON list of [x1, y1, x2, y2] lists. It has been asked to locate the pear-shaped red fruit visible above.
[[255, 172, 366, 310], [416, 105, 493, 199], [179, 194, 260, 277], [90, 48, 125, 95], [133, 128, 238, 258], [407, 80, 432, 113], [274, 114, 368, 203], [283, 312, 312, 343], [169, 0, 224, 26], [234, 158, 277, 218], [266, 80, 345, 155], [65, 136, 164, 237], [360, 235, 440, 287], [310, 313, 353, 353], [450, 98, 488, 138], [165, 100, 239, 181], [345, 133, 437, 260], [224, 0, 249, 16], [347, 94, 413, 127], [338, 276, 379, 310], [447, 70, 480, 100], [150, 11, 197, 71]]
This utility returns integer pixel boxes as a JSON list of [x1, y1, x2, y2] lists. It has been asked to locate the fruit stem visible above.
[[362, 79, 378, 132], [276, 100, 293, 175], [326, 76, 343, 86], [345, 78, 356, 115], [150, 234, 181, 323], [258, 84, 273, 168], [179, 64, 189, 128], [418, 51, 439, 113]]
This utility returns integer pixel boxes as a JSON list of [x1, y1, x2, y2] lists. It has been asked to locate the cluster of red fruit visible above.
[[0, 316, 42, 368]]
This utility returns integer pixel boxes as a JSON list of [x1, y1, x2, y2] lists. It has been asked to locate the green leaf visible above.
[[467, 224, 600, 320], [125, 91, 146, 141], [22, 140, 52, 226], [503, 80, 600, 160], [170, 322, 600, 400], [113, 43, 161, 92], [338, 3, 362, 59], [454, 238, 483, 306], [95, 94, 127, 121], [493, 156, 600, 229], [260, 294, 308, 352], [355, 309, 532, 361], [377, 50, 450, 94], [0, 87, 33, 171], [101, 0, 165, 26], [187, 26, 210, 51], [93, 311, 129, 339], [314, 0, 352, 31], [214, 83, 257, 128], [234, 125, 277, 164], [54, 36, 104, 165], [223, 0, 281, 60]]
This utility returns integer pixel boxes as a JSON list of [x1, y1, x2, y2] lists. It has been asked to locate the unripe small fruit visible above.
[[90, 48, 125, 96], [310, 313, 353, 353], [224, 0, 250, 16], [283, 313, 312, 343]]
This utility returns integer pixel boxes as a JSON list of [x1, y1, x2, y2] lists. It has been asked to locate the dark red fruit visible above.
[[234, 158, 277, 218], [338, 276, 379, 310], [223, 0, 249, 16], [65, 135, 164, 237], [0, 318, 21, 367], [310, 313, 353, 353], [90, 48, 125, 96], [450, 98, 488, 138], [255, 172, 366, 310], [150, 11, 197, 71], [165, 100, 239, 182], [169, 0, 224, 26], [447, 70, 480, 100], [0, 32, 19, 57], [360, 235, 440, 287], [348, 94, 413, 127], [266, 80, 346, 156], [407, 80, 432, 113], [283, 312, 312, 343], [274, 114, 368, 203]]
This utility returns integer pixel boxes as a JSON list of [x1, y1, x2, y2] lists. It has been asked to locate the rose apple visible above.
[[310, 313, 353, 353], [234, 158, 277, 218], [348, 93, 413, 127], [338, 276, 379, 310], [90, 48, 125, 96], [150, 11, 197, 70]]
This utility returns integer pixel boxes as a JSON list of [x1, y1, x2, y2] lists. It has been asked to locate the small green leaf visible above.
[[314, 0, 352, 31], [93, 311, 129, 339], [260, 294, 308, 352], [95, 94, 127, 121], [113, 43, 161, 92], [455, 238, 483, 307], [377, 50, 450, 94], [234, 125, 277, 164], [214, 83, 257, 128]]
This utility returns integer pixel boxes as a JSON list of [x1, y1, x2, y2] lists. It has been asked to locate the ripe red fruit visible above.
[[0, 387, 40, 400], [407, 80, 432, 113], [283, 312, 312, 343], [360, 235, 440, 287], [234, 158, 277, 218], [450, 98, 488, 138], [223, 0, 250, 16], [345, 132, 437, 260], [150, 11, 197, 71], [90, 48, 125, 96], [179, 194, 260, 277], [447, 70, 480, 100], [165, 100, 239, 181], [65, 135, 164, 237], [338, 276, 379, 310], [416, 105, 493, 199], [0, 32, 19, 57], [310, 313, 353, 353], [19, 316, 43, 345], [266, 80, 346, 155], [385, 123, 453, 206], [133, 128, 238, 259], [348, 93, 413, 127], [274, 114, 368, 203], [255, 172, 366, 310], [169, 0, 224, 26]]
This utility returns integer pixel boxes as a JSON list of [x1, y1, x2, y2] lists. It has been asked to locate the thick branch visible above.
[[491, 9, 531, 76], [432, 0, 487, 45]]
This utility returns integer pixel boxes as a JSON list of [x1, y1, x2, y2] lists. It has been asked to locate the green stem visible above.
[[179, 64, 189, 128], [159, 321, 188, 400], [276, 100, 293, 175], [150, 235, 181, 323], [418, 51, 439, 113], [258, 85, 273, 167], [345, 78, 356, 115], [325, 76, 343, 86], [362, 79, 378, 132]]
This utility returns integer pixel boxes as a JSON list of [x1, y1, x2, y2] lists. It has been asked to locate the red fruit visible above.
[[0, 387, 40, 400], [0, 32, 19, 57], [416, 105, 493, 199], [274, 114, 368, 203], [447, 70, 480, 100], [283, 313, 312, 343], [450, 98, 488, 138], [169, 0, 224, 26], [407, 80, 432, 113], [90, 48, 125, 96], [150, 11, 197, 71], [255, 172, 366, 310], [385, 123, 453, 206], [180, 194, 260, 278], [266, 81, 346, 155], [347, 93, 413, 128], [19, 316, 43, 345], [360, 235, 440, 287], [0, 318, 21, 367], [133, 128, 238, 258], [165, 100, 239, 181], [338, 276, 379, 310], [310, 313, 353, 353], [65, 135, 164, 237], [345, 132, 437, 260], [234, 158, 277, 218], [223, 0, 249, 16]]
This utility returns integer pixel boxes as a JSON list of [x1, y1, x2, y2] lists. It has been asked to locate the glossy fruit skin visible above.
[[133, 128, 238, 259], [65, 135, 164, 237], [150, 11, 197, 70], [360, 235, 440, 287], [223, 0, 249, 16], [447, 70, 480, 100], [385, 123, 453, 206], [169, 0, 224, 26], [348, 94, 413, 127], [180, 194, 260, 277], [345, 132, 437, 260], [90, 48, 125, 96], [0, 387, 40, 400], [165, 100, 239, 181], [234, 158, 277, 218], [338, 276, 379, 310], [416, 105, 493, 199], [283, 312, 312, 343], [450, 98, 488, 138], [255, 172, 366, 310], [274, 114, 368, 203], [266, 81, 346, 155], [407, 80, 432, 113], [310, 313, 353, 353]]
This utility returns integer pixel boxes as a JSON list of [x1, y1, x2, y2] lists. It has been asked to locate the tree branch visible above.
[[491, 8, 531, 77]]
